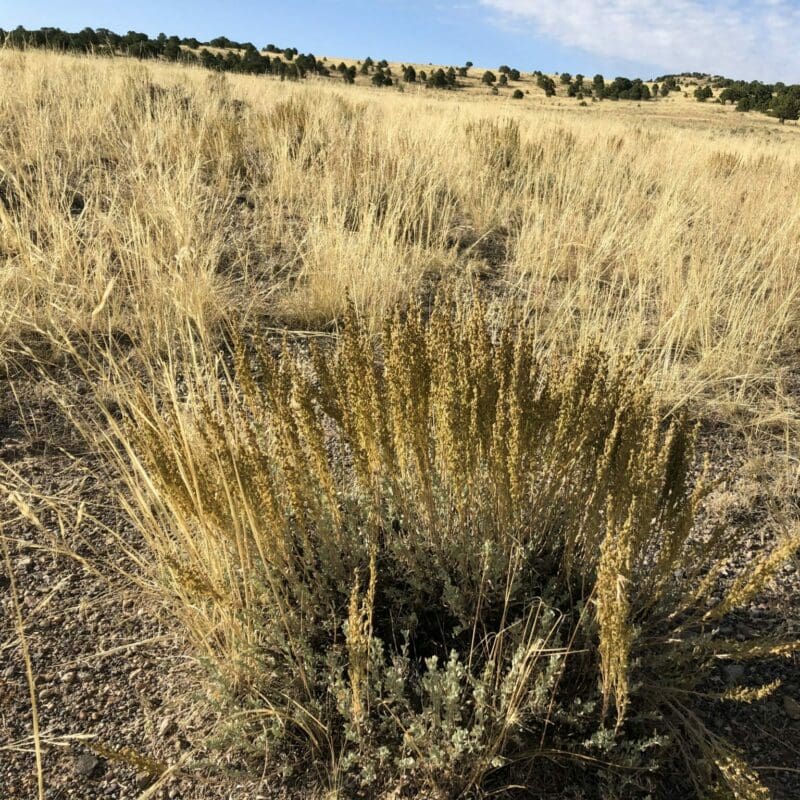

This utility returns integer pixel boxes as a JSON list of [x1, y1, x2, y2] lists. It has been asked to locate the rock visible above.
[[60, 671, 75, 685], [723, 664, 745, 685], [784, 695, 800, 721], [73, 752, 103, 778], [136, 770, 155, 790], [158, 716, 177, 738]]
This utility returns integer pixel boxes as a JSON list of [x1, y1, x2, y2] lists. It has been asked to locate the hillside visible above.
[[3, 25, 800, 123]]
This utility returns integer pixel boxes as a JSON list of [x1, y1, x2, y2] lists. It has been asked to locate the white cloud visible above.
[[480, 0, 800, 81]]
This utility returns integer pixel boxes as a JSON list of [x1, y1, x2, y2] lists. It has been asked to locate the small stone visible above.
[[158, 717, 177, 738], [136, 771, 155, 790], [74, 753, 102, 778], [784, 695, 800, 721], [60, 671, 75, 685], [723, 664, 745, 685]]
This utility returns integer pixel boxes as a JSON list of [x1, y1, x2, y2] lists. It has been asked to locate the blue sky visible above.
[[2, 1, 799, 82]]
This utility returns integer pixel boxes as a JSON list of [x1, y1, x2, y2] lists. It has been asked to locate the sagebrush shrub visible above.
[[119, 298, 797, 798]]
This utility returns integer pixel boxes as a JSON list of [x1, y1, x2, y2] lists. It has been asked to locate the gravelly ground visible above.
[[1, 373, 798, 800]]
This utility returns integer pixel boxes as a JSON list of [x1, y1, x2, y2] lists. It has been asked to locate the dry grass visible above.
[[1, 48, 799, 798], [1, 51, 798, 414]]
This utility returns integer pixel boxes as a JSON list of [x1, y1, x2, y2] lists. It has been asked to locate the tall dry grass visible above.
[[1, 48, 799, 798], [1, 51, 798, 415]]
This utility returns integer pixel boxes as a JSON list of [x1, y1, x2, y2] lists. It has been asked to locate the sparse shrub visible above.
[[512, 89, 524, 99], [499, 74, 508, 86], [482, 70, 496, 85], [116, 299, 799, 799]]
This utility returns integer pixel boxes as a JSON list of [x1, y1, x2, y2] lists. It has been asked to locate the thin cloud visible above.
[[479, 0, 800, 82]]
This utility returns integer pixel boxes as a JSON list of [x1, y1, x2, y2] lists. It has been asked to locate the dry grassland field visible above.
[[1, 48, 799, 800]]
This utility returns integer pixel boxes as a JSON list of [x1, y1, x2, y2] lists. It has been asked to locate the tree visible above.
[[465, 60, 473, 68], [499, 74, 508, 86], [482, 70, 496, 85], [498, 65, 510, 74], [200, 48, 221, 70], [403, 65, 417, 83], [537, 74, 556, 96], [593, 74, 605, 98], [163, 37, 181, 61], [771, 93, 800, 123], [607, 76, 633, 99], [428, 69, 448, 89], [508, 68, 521, 81], [560, 72, 572, 84], [512, 89, 524, 99], [694, 85, 713, 102]]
